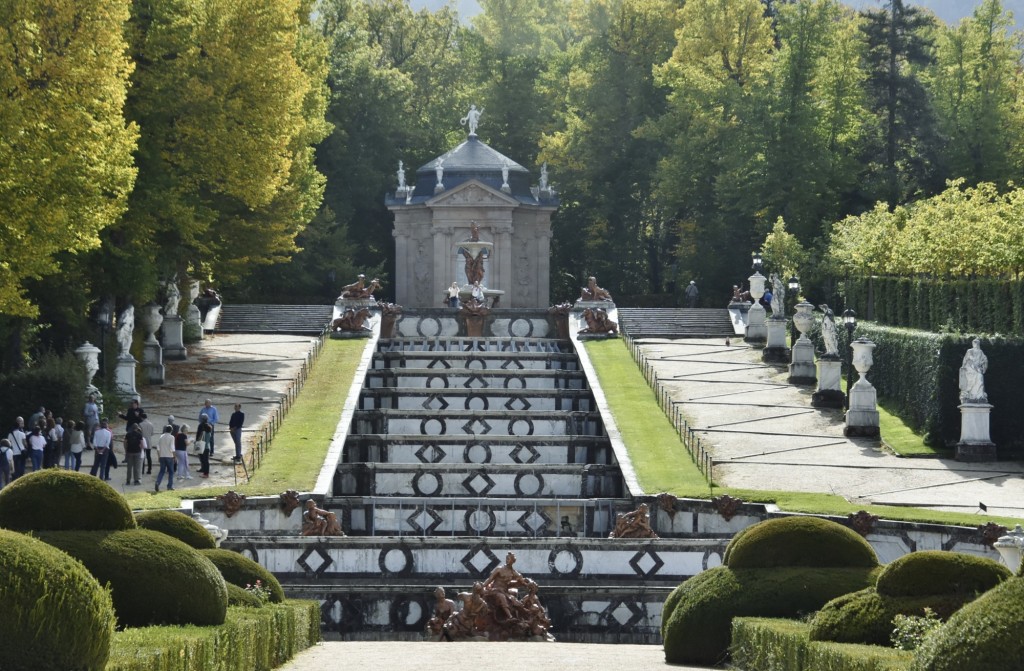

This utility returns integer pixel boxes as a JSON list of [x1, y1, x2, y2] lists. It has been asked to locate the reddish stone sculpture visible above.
[[712, 494, 743, 522], [301, 499, 344, 537], [340, 276, 382, 300], [332, 307, 371, 332], [217, 491, 246, 518], [280, 489, 302, 517], [579, 276, 613, 302], [579, 308, 618, 336], [426, 587, 457, 638], [609, 503, 658, 539]]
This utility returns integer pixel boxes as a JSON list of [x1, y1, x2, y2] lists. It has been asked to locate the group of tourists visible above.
[[0, 396, 246, 491]]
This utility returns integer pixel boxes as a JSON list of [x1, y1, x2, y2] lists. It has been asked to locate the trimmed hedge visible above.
[[0, 529, 115, 671], [910, 577, 1024, 671], [226, 582, 265, 608], [725, 517, 879, 570], [38, 529, 228, 628], [0, 351, 88, 426], [841, 275, 1024, 336], [135, 510, 217, 549], [851, 323, 1024, 454], [809, 587, 971, 646], [200, 548, 285, 603], [106, 601, 321, 671], [875, 550, 1011, 598], [662, 565, 877, 665], [0, 470, 136, 532], [733, 617, 913, 671]]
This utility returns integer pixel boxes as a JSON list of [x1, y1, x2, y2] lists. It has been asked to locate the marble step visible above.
[[378, 337, 572, 354], [334, 463, 624, 499], [617, 308, 735, 338], [215, 304, 331, 334], [365, 368, 589, 390], [357, 388, 595, 412], [343, 434, 615, 466], [373, 351, 579, 371], [351, 409, 605, 437]]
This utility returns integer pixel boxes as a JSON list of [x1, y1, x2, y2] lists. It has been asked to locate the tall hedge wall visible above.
[[853, 323, 1024, 455], [840, 276, 1024, 335]]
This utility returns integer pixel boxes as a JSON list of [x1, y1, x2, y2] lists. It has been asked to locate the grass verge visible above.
[[585, 339, 1023, 527], [124, 338, 369, 510]]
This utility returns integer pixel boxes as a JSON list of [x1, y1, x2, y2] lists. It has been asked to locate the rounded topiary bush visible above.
[[39, 529, 227, 627], [135, 510, 217, 549], [910, 577, 1024, 671], [876, 550, 1011, 598], [0, 470, 134, 532], [725, 517, 878, 569], [662, 565, 876, 665], [0, 529, 115, 671], [200, 548, 285, 603], [809, 586, 971, 646], [226, 582, 265, 608]]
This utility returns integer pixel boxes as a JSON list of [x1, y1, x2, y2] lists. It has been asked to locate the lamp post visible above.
[[787, 276, 800, 342], [93, 299, 113, 384], [751, 251, 763, 274], [842, 309, 857, 409]]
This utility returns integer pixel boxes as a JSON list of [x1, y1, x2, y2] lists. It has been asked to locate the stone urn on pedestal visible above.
[[74, 342, 103, 406], [788, 302, 817, 384], [139, 303, 166, 384], [745, 272, 767, 344], [184, 280, 204, 342], [844, 337, 879, 438]]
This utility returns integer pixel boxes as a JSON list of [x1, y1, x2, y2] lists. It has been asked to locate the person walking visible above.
[[174, 423, 192, 481], [83, 394, 100, 449], [684, 280, 699, 308], [123, 424, 144, 486], [68, 422, 86, 471], [8, 417, 27, 479], [228, 404, 245, 462], [46, 417, 64, 469], [119, 399, 144, 432], [90, 419, 113, 480], [27, 426, 46, 472], [0, 439, 12, 489], [197, 400, 219, 455], [196, 415, 213, 478], [139, 413, 155, 475], [154, 425, 176, 493]]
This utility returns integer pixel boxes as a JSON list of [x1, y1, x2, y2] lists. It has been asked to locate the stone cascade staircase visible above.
[[617, 308, 735, 339], [214, 304, 332, 335]]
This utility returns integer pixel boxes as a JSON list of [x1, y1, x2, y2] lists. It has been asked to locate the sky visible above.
[[409, 0, 1024, 30]]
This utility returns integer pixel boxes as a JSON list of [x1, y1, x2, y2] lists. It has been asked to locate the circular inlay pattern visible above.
[[702, 550, 723, 571], [390, 596, 428, 630], [464, 394, 489, 411], [465, 356, 487, 370], [463, 442, 492, 464], [514, 472, 544, 497], [508, 418, 534, 436], [378, 546, 414, 575], [416, 317, 443, 337], [411, 471, 444, 496], [548, 547, 583, 577], [465, 508, 496, 533], [425, 375, 450, 389], [420, 418, 446, 436], [503, 376, 526, 389], [509, 319, 534, 337]]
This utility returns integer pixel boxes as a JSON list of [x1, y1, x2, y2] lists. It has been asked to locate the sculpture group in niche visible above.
[[959, 339, 988, 403], [426, 552, 553, 642], [301, 499, 344, 537], [608, 503, 658, 539], [579, 276, 613, 302], [579, 308, 618, 336]]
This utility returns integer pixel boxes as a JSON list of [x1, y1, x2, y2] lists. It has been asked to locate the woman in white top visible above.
[[27, 427, 47, 472], [68, 422, 86, 471]]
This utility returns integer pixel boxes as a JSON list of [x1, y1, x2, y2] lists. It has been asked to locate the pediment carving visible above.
[[429, 181, 518, 208]]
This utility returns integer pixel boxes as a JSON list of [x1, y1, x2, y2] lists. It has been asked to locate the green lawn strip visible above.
[[834, 377, 949, 458], [124, 339, 369, 510], [586, 339, 1024, 527]]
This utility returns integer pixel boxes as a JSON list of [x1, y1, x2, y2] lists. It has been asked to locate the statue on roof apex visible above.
[[397, 160, 406, 191], [460, 104, 484, 136], [539, 162, 549, 191]]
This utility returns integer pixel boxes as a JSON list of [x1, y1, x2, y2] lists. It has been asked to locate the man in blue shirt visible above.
[[198, 399, 219, 455]]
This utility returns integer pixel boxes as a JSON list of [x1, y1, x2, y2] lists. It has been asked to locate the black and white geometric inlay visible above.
[[426, 358, 452, 370], [422, 394, 450, 410], [415, 317, 443, 337], [465, 357, 487, 370], [514, 472, 545, 497], [412, 471, 444, 496], [503, 376, 527, 390], [462, 417, 493, 434], [415, 442, 446, 464], [462, 472, 496, 496], [378, 545, 414, 576], [501, 359, 525, 370], [628, 548, 665, 578], [464, 394, 489, 411], [504, 397, 531, 411], [420, 418, 447, 436], [463, 374, 489, 389], [508, 418, 534, 436], [425, 375, 450, 389], [406, 507, 443, 534], [297, 545, 334, 576], [510, 442, 540, 464], [602, 600, 646, 628], [461, 543, 500, 577], [516, 508, 552, 535], [464, 508, 496, 534], [547, 547, 583, 577], [463, 442, 492, 464], [509, 318, 534, 337], [390, 597, 429, 631]]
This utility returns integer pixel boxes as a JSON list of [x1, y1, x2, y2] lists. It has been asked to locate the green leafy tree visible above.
[[0, 0, 138, 317], [760, 217, 809, 279]]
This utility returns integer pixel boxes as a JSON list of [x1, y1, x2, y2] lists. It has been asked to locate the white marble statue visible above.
[[116, 305, 135, 358], [460, 104, 484, 136], [397, 160, 406, 190], [539, 162, 549, 191], [818, 304, 839, 357], [164, 278, 181, 317], [959, 339, 988, 403], [435, 159, 444, 188], [769, 272, 785, 317], [501, 159, 510, 188]]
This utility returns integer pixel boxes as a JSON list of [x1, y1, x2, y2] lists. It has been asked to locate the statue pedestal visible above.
[[845, 378, 879, 438], [142, 342, 165, 384], [745, 304, 766, 344], [788, 336, 816, 385], [115, 356, 141, 401], [161, 316, 187, 360], [957, 403, 996, 462], [184, 305, 203, 342], [812, 357, 844, 408], [762, 318, 790, 363]]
